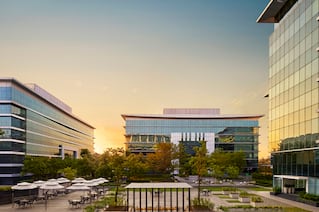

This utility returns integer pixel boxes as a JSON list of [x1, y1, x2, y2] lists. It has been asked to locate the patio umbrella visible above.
[[83, 180, 100, 187], [57, 177, 70, 184], [67, 183, 91, 191], [33, 180, 46, 187], [40, 182, 64, 210], [67, 183, 92, 204], [33, 180, 46, 197], [11, 182, 38, 208], [12, 182, 37, 190], [47, 178, 58, 183], [71, 177, 86, 183], [97, 177, 109, 183]]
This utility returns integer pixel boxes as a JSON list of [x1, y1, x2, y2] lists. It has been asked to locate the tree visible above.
[[226, 166, 240, 179], [22, 156, 50, 180], [58, 167, 77, 180], [76, 149, 97, 178], [209, 150, 246, 179], [123, 153, 146, 181], [146, 142, 174, 174], [177, 143, 192, 176], [107, 148, 126, 203], [190, 141, 209, 200]]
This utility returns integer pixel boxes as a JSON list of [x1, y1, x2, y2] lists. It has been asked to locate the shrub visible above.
[[299, 192, 319, 202], [0, 186, 11, 191], [192, 198, 214, 210], [239, 191, 249, 197], [222, 187, 237, 192], [273, 186, 281, 194], [251, 196, 263, 202]]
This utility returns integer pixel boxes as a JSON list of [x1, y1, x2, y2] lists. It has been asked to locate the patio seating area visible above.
[[14, 198, 35, 208]]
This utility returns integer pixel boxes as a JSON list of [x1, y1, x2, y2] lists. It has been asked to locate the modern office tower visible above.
[[258, 0, 319, 194], [122, 108, 262, 173], [0, 78, 94, 185]]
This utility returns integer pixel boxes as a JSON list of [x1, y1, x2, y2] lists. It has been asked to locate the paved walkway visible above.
[[0, 191, 86, 212], [251, 191, 318, 212], [0, 188, 318, 211]]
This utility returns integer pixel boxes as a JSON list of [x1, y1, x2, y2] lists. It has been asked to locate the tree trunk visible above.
[[197, 175, 201, 200]]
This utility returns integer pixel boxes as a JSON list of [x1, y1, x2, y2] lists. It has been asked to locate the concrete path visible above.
[[0, 191, 87, 212], [1, 187, 318, 212]]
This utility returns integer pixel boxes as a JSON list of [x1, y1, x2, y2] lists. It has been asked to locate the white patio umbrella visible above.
[[57, 177, 70, 184], [40, 182, 64, 210], [12, 182, 37, 190], [33, 180, 46, 187], [67, 183, 92, 204], [67, 183, 91, 191], [11, 182, 38, 208], [47, 178, 58, 183], [83, 180, 100, 187], [40, 181, 64, 190], [97, 178, 109, 183], [71, 177, 86, 183]]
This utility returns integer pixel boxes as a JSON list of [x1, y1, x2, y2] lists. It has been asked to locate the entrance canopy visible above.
[[125, 182, 192, 189]]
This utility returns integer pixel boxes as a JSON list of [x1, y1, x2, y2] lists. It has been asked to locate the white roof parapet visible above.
[[125, 182, 192, 189], [163, 108, 220, 115], [122, 113, 263, 120], [25, 83, 72, 113]]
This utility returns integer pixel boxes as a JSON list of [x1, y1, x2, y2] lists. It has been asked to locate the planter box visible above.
[[229, 193, 239, 199], [238, 197, 250, 203], [104, 206, 127, 211], [192, 206, 214, 212], [250, 201, 263, 207], [299, 199, 319, 207]]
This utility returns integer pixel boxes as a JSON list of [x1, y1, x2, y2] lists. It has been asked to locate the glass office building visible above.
[[0, 78, 94, 185], [258, 0, 319, 194], [122, 108, 262, 172]]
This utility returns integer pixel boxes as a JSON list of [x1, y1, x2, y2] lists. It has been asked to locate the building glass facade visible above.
[[122, 108, 262, 172], [0, 78, 94, 185], [258, 0, 319, 195]]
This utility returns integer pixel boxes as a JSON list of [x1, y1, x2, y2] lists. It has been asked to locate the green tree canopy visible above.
[[146, 142, 174, 174]]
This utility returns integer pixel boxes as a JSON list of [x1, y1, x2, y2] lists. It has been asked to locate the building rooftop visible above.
[[125, 182, 192, 189], [257, 0, 297, 23], [122, 108, 263, 120], [0, 78, 94, 129]]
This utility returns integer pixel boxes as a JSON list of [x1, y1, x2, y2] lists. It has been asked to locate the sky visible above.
[[0, 0, 273, 159]]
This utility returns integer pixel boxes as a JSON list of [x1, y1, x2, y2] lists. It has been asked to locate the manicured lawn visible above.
[[214, 194, 231, 199], [226, 200, 240, 203]]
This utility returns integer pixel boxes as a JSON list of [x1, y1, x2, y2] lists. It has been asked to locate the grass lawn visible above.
[[226, 200, 240, 203], [214, 194, 231, 199]]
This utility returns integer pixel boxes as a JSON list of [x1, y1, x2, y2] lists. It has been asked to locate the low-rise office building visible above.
[[0, 78, 94, 184], [122, 108, 262, 173]]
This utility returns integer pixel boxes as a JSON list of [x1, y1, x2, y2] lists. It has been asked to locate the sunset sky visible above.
[[0, 0, 273, 158]]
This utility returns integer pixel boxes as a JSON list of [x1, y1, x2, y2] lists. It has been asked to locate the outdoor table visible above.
[[81, 195, 91, 203], [69, 199, 81, 208], [18, 199, 33, 208]]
